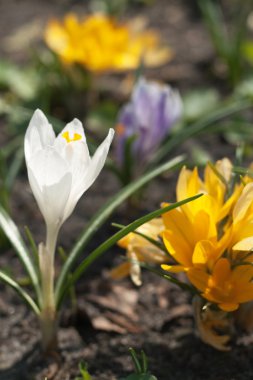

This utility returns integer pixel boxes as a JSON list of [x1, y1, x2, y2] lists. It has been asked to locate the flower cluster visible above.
[[162, 159, 253, 313], [45, 13, 171, 72], [115, 158, 253, 313]]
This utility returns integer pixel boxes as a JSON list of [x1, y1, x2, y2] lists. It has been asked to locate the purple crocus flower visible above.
[[115, 77, 182, 171]]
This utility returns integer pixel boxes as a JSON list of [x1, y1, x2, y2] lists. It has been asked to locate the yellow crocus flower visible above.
[[45, 13, 172, 72], [161, 158, 244, 274]]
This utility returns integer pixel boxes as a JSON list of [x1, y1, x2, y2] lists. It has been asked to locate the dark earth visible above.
[[1, 0, 253, 379]]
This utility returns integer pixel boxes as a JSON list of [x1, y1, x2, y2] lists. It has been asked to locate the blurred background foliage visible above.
[[0, 0, 253, 213]]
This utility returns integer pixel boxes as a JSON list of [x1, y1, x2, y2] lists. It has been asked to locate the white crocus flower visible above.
[[25, 109, 114, 229], [24, 109, 114, 351]]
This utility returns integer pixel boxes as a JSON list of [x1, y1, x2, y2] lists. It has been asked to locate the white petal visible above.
[[28, 168, 72, 226], [29, 146, 69, 187], [42, 172, 72, 226], [25, 109, 55, 162], [61, 142, 91, 221], [81, 128, 114, 193], [27, 147, 72, 226], [65, 142, 90, 192], [54, 118, 90, 184], [63, 128, 114, 221], [27, 167, 45, 219]]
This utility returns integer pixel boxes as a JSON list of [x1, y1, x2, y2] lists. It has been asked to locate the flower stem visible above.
[[39, 223, 60, 352]]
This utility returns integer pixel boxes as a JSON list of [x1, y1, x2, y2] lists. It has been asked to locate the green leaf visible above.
[[144, 265, 196, 293], [129, 347, 143, 374], [183, 89, 219, 122], [0, 204, 41, 304], [24, 226, 40, 275], [242, 41, 253, 64], [0, 270, 40, 314], [233, 166, 253, 178], [0, 60, 39, 100], [57, 193, 202, 308], [75, 362, 93, 380], [235, 77, 253, 99], [198, 0, 228, 59], [55, 155, 185, 307], [5, 146, 24, 190]]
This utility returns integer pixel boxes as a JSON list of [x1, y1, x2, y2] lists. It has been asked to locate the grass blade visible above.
[[0, 270, 40, 314], [0, 204, 40, 302]]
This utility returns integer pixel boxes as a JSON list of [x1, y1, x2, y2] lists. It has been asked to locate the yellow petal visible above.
[[110, 262, 131, 279], [163, 230, 192, 267], [117, 233, 132, 248], [187, 268, 209, 292], [192, 240, 219, 269], [193, 296, 231, 351], [233, 183, 253, 223], [219, 303, 239, 312], [212, 258, 231, 284], [161, 264, 186, 273]]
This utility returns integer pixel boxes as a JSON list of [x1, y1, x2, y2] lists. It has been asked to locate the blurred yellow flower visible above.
[[45, 13, 172, 72], [111, 218, 167, 286]]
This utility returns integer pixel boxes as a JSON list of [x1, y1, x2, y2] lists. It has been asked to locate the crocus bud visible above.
[[115, 77, 182, 169]]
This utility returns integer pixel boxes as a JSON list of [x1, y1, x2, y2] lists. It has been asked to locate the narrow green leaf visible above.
[[0, 204, 40, 302], [198, 0, 228, 59], [233, 166, 253, 177], [121, 134, 137, 185], [55, 155, 185, 305], [141, 351, 148, 373], [145, 265, 196, 294], [24, 225, 40, 275], [75, 361, 93, 380], [0, 270, 40, 315], [129, 348, 142, 374], [57, 193, 202, 308], [5, 146, 24, 190]]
